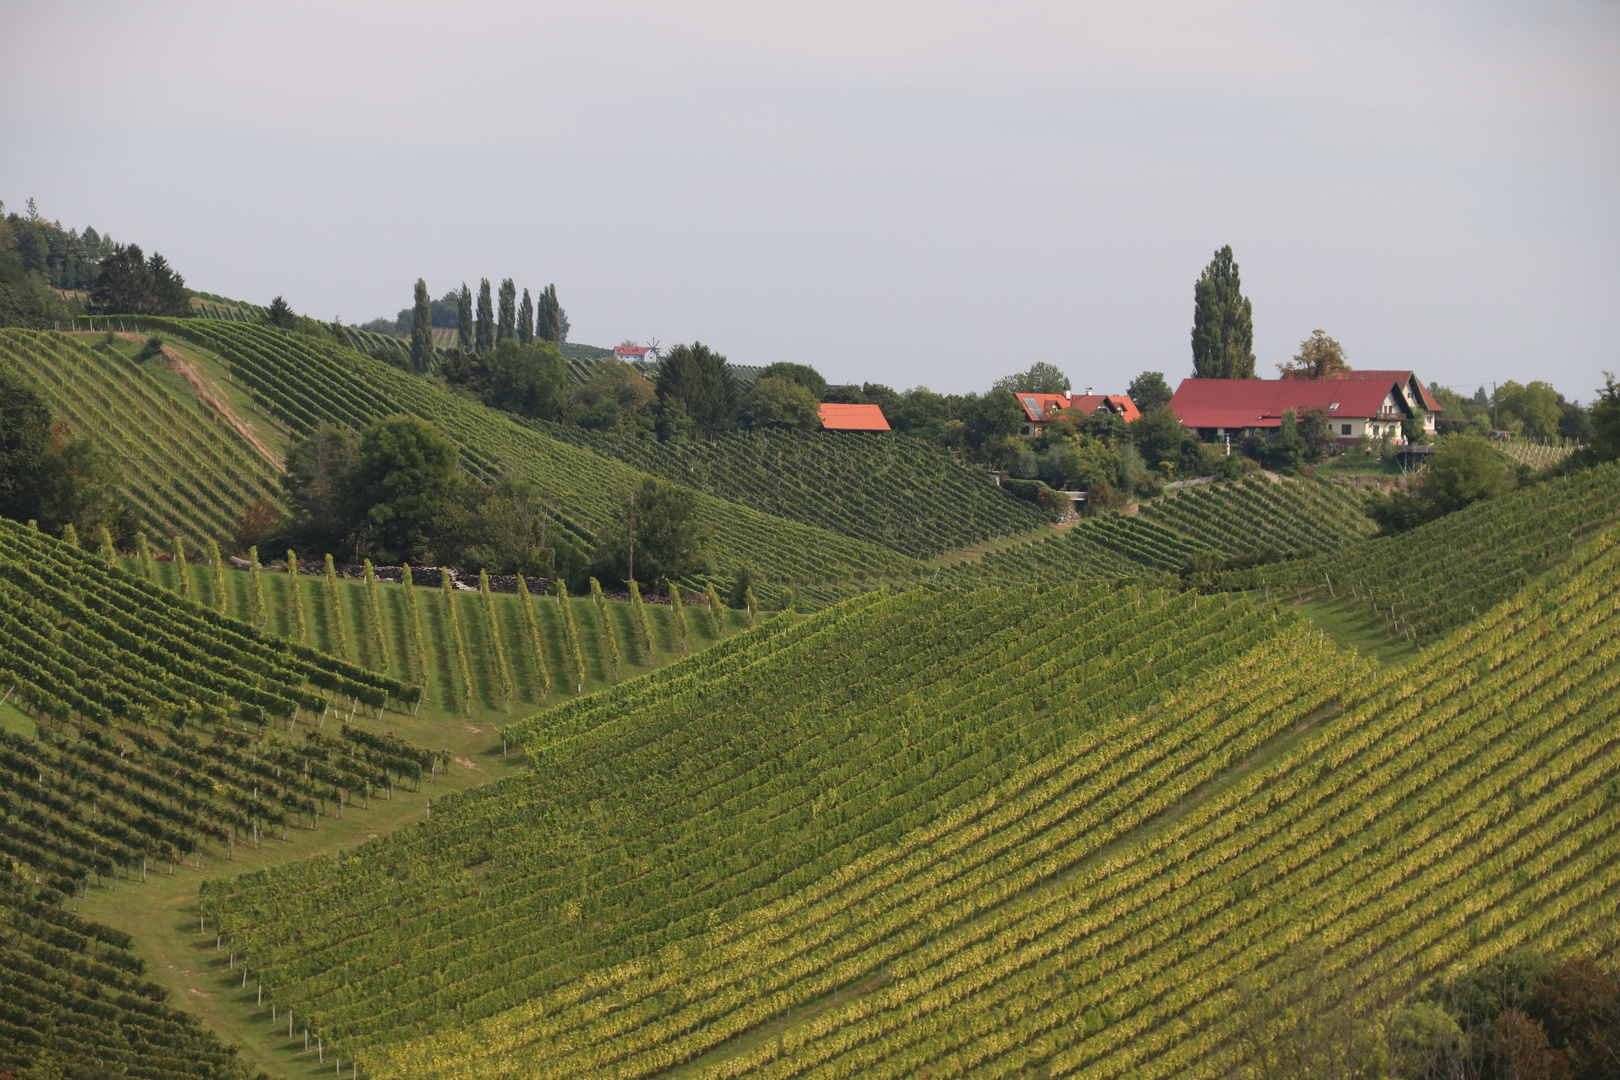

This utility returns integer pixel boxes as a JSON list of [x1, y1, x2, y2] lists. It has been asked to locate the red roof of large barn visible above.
[[819, 403, 891, 431], [1333, 369, 1442, 412], [1169, 377, 1407, 430]]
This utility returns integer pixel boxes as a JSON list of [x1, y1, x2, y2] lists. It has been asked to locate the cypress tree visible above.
[[61, 523, 78, 548], [410, 278, 434, 374], [664, 579, 689, 656], [535, 284, 561, 343], [475, 279, 495, 353], [323, 554, 349, 660], [496, 278, 516, 344], [208, 539, 228, 614], [1190, 245, 1256, 379], [456, 284, 473, 350], [516, 574, 551, 699], [135, 532, 154, 581], [363, 559, 389, 672], [95, 525, 115, 561], [400, 564, 429, 691], [517, 288, 534, 345], [249, 546, 267, 631]]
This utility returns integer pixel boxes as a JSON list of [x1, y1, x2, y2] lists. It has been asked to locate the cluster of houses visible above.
[[819, 370, 1442, 444]]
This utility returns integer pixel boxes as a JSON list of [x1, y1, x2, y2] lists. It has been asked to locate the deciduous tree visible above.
[[475, 278, 495, 353], [456, 283, 473, 350], [1277, 329, 1349, 379], [409, 278, 434, 374], [1127, 370, 1173, 413], [517, 287, 534, 345], [496, 278, 516, 343], [1191, 244, 1255, 378]]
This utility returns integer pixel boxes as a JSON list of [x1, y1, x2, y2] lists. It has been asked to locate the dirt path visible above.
[[161, 344, 287, 473]]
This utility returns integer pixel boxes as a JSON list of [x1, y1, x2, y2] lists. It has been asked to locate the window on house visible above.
[[1341, 424, 1351, 436]]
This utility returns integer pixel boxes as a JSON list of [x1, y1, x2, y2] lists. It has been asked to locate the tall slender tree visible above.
[[410, 278, 434, 374], [517, 288, 534, 345], [1190, 245, 1256, 379], [456, 283, 473, 350], [496, 278, 517, 343], [535, 283, 562, 343], [475, 278, 495, 353]]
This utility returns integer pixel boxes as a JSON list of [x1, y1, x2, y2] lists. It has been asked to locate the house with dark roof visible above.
[[1013, 392, 1141, 436], [819, 403, 891, 432], [1169, 370, 1439, 445]]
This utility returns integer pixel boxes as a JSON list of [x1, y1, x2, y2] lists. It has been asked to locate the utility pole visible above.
[[627, 491, 635, 586]]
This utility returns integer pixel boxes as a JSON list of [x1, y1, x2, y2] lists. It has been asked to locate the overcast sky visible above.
[[3, 1, 1617, 398]]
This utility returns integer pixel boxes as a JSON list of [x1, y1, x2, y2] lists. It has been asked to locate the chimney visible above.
[[1086, 387, 1093, 396]]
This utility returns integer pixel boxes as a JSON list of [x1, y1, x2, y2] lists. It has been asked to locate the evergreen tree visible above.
[[535, 283, 562, 343], [410, 278, 434, 374], [475, 278, 495, 353], [457, 283, 474, 350], [656, 342, 739, 435], [517, 288, 534, 345], [266, 295, 296, 329], [1190, 245, 1256, 379], [497, 278, 516, 343]]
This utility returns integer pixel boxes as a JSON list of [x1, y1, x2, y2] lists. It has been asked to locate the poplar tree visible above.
[[410, 278, 434, 374], [1190, 245, 1256, 379], [475, 278, 495, 353], [456, 284, 473, 350], [517, 288, 534, 345], [496, 278, 516, 343], [535, 283, 561, 343]]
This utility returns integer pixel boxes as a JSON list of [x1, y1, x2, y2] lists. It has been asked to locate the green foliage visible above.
[[1191, 243, 1256, 379], [1587, 372, 1620, 463], [485, 339, 569, 420], [264, 295, 296, 329], [1126, 370, 1173, 413], [496, 278, 516, 345], [727, 563, 755, 608], [475, 278, 494, 353], [1130, 404, 1203, 477], [991, 361, 1070, 394], [516, 287, 534, 346], [1494, 379, 1564, 439], [410, 278, 434, 375], [737, 375, 821, 430], [656, 341, 739, 436], [1367, 435, 1513, 535], [534, 283, 562, 344], [755, 361, 827, 399], [89, 243, 191, 317], [456, 283, 473, 350], [1276, 328, 1349, 379], [0, 361, 50, 517], [355, 415, 463, 564], [591, 476, 712, 586]]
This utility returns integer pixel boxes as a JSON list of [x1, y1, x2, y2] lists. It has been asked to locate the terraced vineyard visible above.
[[197, 492, 1620, 1080], [1229, 461, 1620, 640], [0, 329, 281, 545], [144, 320, 925, 605], [535, 425, 1047, 559]]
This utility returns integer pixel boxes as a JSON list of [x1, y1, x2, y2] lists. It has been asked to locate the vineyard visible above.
[[0, 520, 468, 1077], [934, 476, 1375, 588], [194, 492, 1620, 1079], [140, 320, 927, 605], [0, 329, 282, 547], [1227, 461, 1620, 641], [138, 555, 753, 720], [1493, 436, 1579, 470], [534, 425, 1047, 559]]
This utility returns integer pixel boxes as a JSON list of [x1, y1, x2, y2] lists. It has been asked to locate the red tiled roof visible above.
[[1015, 393, 1142, 424], [1332, 370, 1441, 412], [819, 403, 891, 431], [614, 345, 651, 357], [1169, 377, 1407, 430]]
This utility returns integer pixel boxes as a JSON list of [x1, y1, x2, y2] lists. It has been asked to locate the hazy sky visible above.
[[3, 2, 1617, 398]]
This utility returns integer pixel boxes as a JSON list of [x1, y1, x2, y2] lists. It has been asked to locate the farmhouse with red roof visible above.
[[1013, 392, 1140, 436], [819, 403, 891, 432], [1169, 370, 1439, 445]]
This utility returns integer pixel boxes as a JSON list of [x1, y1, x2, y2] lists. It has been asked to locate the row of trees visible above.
[[368, 278, 570, 373], [0, 198, 193, 328]]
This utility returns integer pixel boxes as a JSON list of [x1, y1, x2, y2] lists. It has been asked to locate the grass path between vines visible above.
[[82, 709, 522, 1079]]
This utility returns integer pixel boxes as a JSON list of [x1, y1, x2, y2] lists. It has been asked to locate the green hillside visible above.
[[143, 319, 926, 605], [0, 328, 282, 544], [190, 485, 1620, 1079], [534, 425, 1047, 558]]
